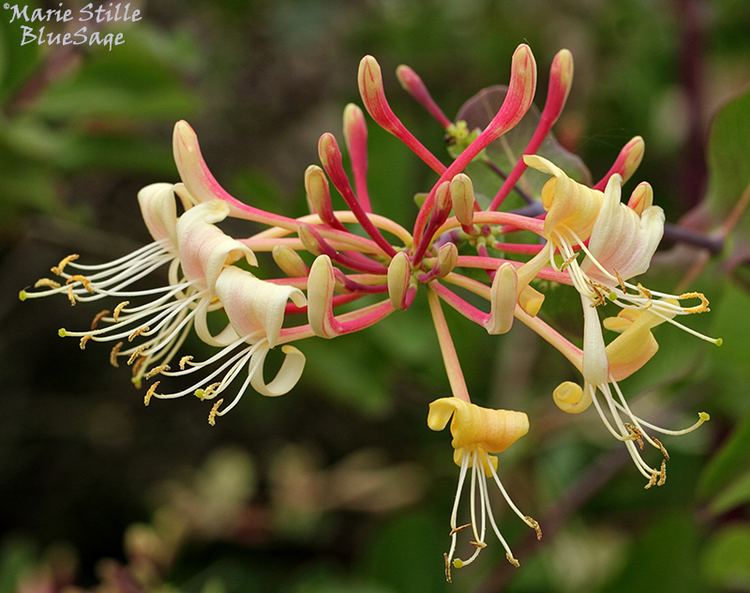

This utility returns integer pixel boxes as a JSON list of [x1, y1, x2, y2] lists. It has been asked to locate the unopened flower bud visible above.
[[621, 136, 645, 182], [552, 381, 591, 414], [387, 251, 411, 310], [358, 55, 399, 133], [450, 174, 475, 226], [343, 104, 370, 209], [485, 263, 518, 335], [298, 224, 322, 256], [396, 64, 452, 128], [485, 44, 537, 141], [543, 49, 574, 122], [435, 181, 453, 218], [307, 255, 340, 338], [272, 245, 308, 278], [437, 243, 458, 277]]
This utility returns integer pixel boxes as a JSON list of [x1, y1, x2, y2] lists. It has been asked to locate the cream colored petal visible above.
[[137, 183, 178, 246], [193, 300, 240, 347], [306, 255, 339, 338], [427, 397, 461, 431], [215, 266, 305, 348], [581, 295, 608, 386], [177, 200, 257, 291], [249, 343, 306, 397], [484, 263, 517, 334]]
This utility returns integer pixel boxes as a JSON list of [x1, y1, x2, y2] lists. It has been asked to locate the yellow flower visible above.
[[427, 397, 540, 581]]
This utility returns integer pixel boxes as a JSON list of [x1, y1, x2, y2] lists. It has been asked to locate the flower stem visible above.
[[427, 285, 471, 401]]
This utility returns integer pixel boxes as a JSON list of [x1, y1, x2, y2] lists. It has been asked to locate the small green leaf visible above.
[[710, 470, 750, 514]]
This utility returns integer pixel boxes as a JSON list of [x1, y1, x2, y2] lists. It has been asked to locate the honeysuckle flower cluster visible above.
[[20, 44, 721, 580]]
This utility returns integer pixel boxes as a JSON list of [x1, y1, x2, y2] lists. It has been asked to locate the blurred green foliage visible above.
[[2, 0, 750, 592]]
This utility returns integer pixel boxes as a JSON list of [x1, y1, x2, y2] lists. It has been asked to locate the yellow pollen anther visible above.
[[657, 459, 667, 487], [51, 254, 79, 276], [443, 553, 452, 583], [506, 553, 520, 568], [449, 523, 471, 536], [145, 364, 170, 380], [127, 346, 146, 366], [79, 335, 91, 350], [179, 355, 194, 370], [678, 291, 710, 314], [469, 540, 487, 549], [644, 471, 659, 490], [208, 398, 224, 426], [636, 283, 652, 299], [144, 381, 160, 406], [196, 382, 221, 400], [653, 437, 670, 461], [615, 270, 626, 293], [66, 285, 77, 306], [34, 278, 61, 289], [66, 275, 93, 292], [560, 253, 578, 270], [624, 423, 645, 450], [131, 357, 146, 382], [113, 301, 130, 322], [110, 342, 123, 367], [525, 515, 542, 541], [90, 309, 110, 330], [128, 326, 150, 342]]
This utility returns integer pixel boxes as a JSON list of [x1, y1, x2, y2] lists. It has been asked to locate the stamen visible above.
[[678, 291, 710, 314], [443, 552, 452, 583], [34, 278, 61, 289], [657, 459, 667, 486], [79, 335, 91, 350], [131, 356, 147, 381], [145, 364, 170, 380], [644, 471, 659, 490], [127, 346, 146, 366], [653, 437, 670, 461], [208, 398, 224, 426], [449, 523, 471, 536], [179, 355, 194, 370], [196, 382, 222, 400], [110, 342, 123, 367], [624, 423, 645, 450], [66, 275, 93, 292], [506, 553, 521, 568], [51, 254, 79, 276], [113, 301, 130, 322], [66, 286, 77, 306], [144, 381, 159, 406], [90, 309, 110, 330], [525, 515, 543, 541], [128, 326, 150, 342]]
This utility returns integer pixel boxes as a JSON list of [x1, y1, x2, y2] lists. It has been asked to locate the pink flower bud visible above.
[[343, 104, 371, 211], [594, 136, 645, 190], [450, 174, 475, 227], [396, 64, 451, 128], [387, 251, 412, 310]]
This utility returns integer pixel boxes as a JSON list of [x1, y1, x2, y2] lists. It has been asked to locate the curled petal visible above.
[[583, 174, 665, 283], [524, 154, 604, 242], [627, 181, 654, 215], [427, 397, 529, 454], [177, 200, 257, 291], [215, 266, 305, 348], [137, 183, 178, 246], [552, 381, 591, 414], [605, 306, 671, 381], [581, 295, 608, 386], [249, 343, 306, 397]]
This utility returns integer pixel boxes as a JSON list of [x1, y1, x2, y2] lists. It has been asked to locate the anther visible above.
[[505, 553, 521, 568], [113, 301, 130, 322], [637, 283, 652, 299], [644, 471, 658, 490], [145, 364, 170, 380], [653, 437, 670, 461], [110, 342, 123, 367], [195, 382, 221, 400], [34, 278, 61, 289], [469, 540, 487, 549], [66, 286, 77, 306], [208, 398, 224, 426], [128, 326, 149, 342], [144, 381, 160, 406], [678, 291, 710, 314], [624, 423, 645, 450], [443, 553, 452, 583], [127, 346, 145, 366], [79, 336, 91, 350], [525, 515, 543, 541], [449, 523, 471, 536], [179, 355, 194, 370], [90, 309, 110, 330], [51, 254, 79, 276], [657, 459, 667, 487], [66, 275, 93, 292]]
